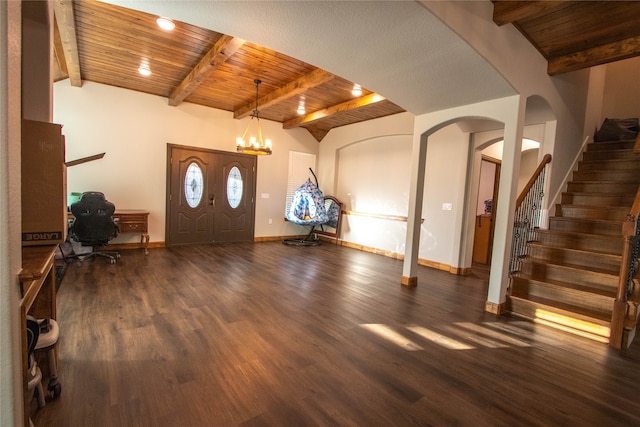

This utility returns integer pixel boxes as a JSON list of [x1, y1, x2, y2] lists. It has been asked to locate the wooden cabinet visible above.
[[472, 214, 492, 264]]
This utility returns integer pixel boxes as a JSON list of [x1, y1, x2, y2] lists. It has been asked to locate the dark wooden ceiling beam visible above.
[[169, 35, 245, 106], [233, 69, 336, 119], [492, 1, 571, 26], [283, 93, 385, 129], [548, 35, 640, 75], [53, 0, 82, 87]]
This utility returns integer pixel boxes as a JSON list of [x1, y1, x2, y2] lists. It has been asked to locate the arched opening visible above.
[[469, 138, 541, 269], [404, 94, 557, 314]]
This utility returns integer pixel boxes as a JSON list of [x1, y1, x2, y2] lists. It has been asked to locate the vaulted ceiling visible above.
[[53, 1, 640, 142]]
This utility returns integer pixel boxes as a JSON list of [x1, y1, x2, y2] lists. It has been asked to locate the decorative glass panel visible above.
[[227, 166, 243, 209], [184, 162, 204, 208]]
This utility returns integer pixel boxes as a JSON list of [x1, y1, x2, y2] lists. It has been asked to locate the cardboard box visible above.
[[21, 119, 67, 246]]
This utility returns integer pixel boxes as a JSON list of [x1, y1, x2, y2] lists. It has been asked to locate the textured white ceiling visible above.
[[103, 1, 516, 115]]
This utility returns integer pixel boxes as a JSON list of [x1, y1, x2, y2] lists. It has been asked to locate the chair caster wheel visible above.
[[110, 259, 116, 264]]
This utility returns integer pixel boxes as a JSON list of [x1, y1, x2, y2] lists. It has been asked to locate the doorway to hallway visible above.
[[472, 157, 500, 265]]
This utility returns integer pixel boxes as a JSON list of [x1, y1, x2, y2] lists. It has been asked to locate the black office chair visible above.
[[69, 191, 120, 263], [26, 315, 45, 412]]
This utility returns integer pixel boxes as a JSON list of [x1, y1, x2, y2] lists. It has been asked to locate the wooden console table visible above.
[[113, 210, 150, 255], [19, 245, 57, 425]]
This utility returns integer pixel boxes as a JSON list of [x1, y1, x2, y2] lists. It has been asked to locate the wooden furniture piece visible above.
[[113, 210, 150, 255], [315, 195, 344, 244], [472, 214, 492, 264], [19, 245, 58, 426]]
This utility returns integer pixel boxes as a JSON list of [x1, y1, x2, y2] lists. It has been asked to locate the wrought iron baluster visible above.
[[509, 156, 551, 275]]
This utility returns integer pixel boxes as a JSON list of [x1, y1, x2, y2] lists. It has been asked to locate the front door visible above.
[[166, 144, 256, 246]]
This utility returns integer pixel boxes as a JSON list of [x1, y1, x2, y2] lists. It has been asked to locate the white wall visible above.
[[318, 113, 415, 255], [517, 149, 540, 194], [53, 80, 319, 244], [601, 57, 640, 120], [21, 1, 53, 123], [319, 111, 478, 267], [419, 124, 470, 265], [2, 1, 24, 425], [336, 132, 412, 255]]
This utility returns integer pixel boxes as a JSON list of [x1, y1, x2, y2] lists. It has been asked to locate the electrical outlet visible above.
[[268, 218, 273, 224], [442, 203, 452, 211]]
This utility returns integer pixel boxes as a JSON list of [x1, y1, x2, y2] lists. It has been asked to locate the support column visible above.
[[485, 97, 525, 313], [402, 133, 427, 286]]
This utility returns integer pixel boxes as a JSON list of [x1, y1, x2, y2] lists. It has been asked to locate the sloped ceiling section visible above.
[[99, 1, 516, 117]]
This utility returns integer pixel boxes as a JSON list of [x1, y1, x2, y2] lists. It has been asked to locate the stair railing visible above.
[[509, 154, 552, 274], [610, 135, 640, 349]]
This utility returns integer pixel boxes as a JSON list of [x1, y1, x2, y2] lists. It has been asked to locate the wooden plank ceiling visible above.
[[52, 0, 405, 142], [492, 1, 640, 75]]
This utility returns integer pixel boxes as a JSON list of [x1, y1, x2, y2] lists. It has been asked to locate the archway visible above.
[[403, 94, 557, 316]]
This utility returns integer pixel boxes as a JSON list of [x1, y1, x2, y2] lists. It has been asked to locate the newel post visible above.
[[610, 214, 636, 349]]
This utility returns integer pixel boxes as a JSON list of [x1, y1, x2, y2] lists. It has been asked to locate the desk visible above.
[[68, 209, 150, 255], [113, 210, 150, 255], [20, 245, 57, 425]]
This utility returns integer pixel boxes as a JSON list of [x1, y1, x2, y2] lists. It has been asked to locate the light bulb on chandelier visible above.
[[236, 79, 273, 155]]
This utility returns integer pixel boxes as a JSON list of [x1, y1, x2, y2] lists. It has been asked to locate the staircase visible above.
[[507, 138, 640, 344]]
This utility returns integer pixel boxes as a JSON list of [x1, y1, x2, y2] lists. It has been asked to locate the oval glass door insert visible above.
[[227, 166, 243, 208], [184, 162, 204, 208]]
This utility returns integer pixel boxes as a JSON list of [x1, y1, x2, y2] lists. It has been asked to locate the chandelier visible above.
[[236, 79, 272, 155]]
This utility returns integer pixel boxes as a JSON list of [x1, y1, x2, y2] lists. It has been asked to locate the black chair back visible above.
[[70, 192, 118, 246]]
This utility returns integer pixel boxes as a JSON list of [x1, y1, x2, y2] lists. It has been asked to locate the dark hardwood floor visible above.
[[33, 242, 640, 426]]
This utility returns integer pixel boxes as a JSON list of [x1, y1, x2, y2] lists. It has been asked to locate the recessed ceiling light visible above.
[[156, 17, 175, 31], [297, 96, 306, 115], [351, 83, 362, 97], [138, 64, 151, 76]]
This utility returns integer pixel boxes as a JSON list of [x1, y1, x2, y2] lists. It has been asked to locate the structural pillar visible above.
[[401, 133, 427, 286]]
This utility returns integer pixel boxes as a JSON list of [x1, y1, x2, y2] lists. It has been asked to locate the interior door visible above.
[[166, 145, 256, 246]]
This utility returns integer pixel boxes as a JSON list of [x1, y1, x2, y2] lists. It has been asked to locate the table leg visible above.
[[141, 233, 149, 255]]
